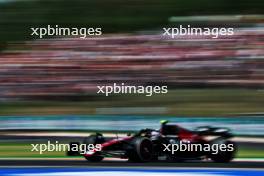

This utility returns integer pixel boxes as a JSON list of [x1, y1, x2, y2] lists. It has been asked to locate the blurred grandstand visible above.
[[0, 27, 264, 101]]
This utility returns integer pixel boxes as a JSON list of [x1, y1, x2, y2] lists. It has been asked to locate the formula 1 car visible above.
[[68, 120, 236, 163]]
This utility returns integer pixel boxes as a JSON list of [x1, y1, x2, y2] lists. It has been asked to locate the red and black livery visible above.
[[68, 120, 236, 163]]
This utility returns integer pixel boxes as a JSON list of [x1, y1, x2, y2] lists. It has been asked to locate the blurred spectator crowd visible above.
[[0, 27, 264, 101]]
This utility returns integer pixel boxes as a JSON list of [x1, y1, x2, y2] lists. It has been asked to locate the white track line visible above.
[[0, 158, 263, 162]]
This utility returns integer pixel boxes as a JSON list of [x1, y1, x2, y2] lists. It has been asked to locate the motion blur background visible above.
[[0, 0, 263, 159]]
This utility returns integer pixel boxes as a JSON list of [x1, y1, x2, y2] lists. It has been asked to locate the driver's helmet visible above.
[[160, 120, 169, 125]]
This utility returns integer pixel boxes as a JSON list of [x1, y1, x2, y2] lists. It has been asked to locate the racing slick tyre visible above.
[[128, 137, 153, 162], [209, 138, 236, 163], [83, 134, 104, 162]]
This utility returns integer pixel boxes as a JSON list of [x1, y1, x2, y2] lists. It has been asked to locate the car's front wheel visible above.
[[83, 134, 104, 162], [128, 137, 153, 162]]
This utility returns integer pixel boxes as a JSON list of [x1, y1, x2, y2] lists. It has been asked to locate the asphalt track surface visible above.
[[0, 135, 264, 170], [0, 159, 263, 169]]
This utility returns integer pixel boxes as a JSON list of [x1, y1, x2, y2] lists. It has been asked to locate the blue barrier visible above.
[[0, 167, 263, 176], [0, 115, 264, 136]]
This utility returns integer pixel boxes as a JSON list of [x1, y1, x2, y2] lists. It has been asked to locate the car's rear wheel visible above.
[[128, 137, 153, 162], [83, 134, 104, 162], [209, 138, 236, 163]]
